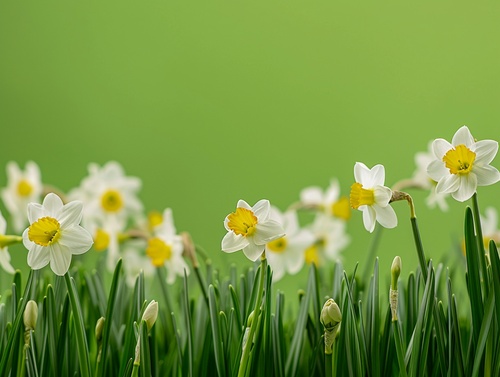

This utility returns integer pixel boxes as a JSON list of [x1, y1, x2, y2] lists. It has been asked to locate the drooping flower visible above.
[[350, 162, 397, 233], [222, 199, 285, 262], [0, 211, 16, 274], [1, 161, 43, 233], [265, 207, 315, 281], [146, 208, 189, 284], [427, 126, 500, 202], [300, 179, 351, 220], [22, 193, 93, 276], [304, 214, 350, 265]]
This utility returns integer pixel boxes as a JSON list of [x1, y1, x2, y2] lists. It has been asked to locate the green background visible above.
[[1, 1, 500, 292]]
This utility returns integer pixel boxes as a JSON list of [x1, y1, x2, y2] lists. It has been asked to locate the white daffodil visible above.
[[87, 215, 125, 271], [68, 161, 143, 229], [1, 161, 43, 233], [222, 199, 285, 262], [427, 126, 500, 202], [265, 207, 315, 281], [22, 193, 93, 276], [412, 142, 449, 211], [300, 179, 351, 221], [122, 242, 155, 287], [304, 214, 350, 265], [350, 162, 397, 233], [0, 211, 16, 274], [146, 208, 189, 284]]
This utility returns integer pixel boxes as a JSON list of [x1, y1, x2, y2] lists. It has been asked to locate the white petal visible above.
[[432, 139, 453, 159], [300, 186, 324, 205], [324, 179, 340, 204], [474, 165, 500, 187], [253, 220, 285, 245], [452, 126, 474, 147], [242, 242, 264, 261], [236, 200, 252, 210], [427, 159, 449, 182], [474, 140, 499, 166], [282, 210, 299, 235], [49, 243, 72, 276], [28, 203, 45, 224], [266, 252, 285, 281], [452, 174, 477, 202], [221, 232, 249, 253], [0, 249, 15, 274], [6, 161, 21, 183], [373, 185, 392, 206], [0, 211, 6, 234], [370, 164, 386, 187], [43, 193, 64, 218], [59, 225, 93, 255], [27, 244, 50, 270], [354, 162, 371, 186], [22, 228, 34, 249], [285, 247, 305, 275], [373, 204, 398, 229], [361, 206, 376, 233], [252, 199, 270, 221], [59, 201, 84, 227], [436, 174, 460, 194]]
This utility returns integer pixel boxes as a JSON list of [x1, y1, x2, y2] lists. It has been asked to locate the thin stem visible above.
[[392, 321, 408, 377], [325, 352, 332, 377], [411, 217, 428, 281], [64, 272, 91, 377], [471, 193, 489, 297], [238, 256, 267, 377]]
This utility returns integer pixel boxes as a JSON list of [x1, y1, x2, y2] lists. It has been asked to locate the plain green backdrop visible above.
[[1, 1, 500, 293]]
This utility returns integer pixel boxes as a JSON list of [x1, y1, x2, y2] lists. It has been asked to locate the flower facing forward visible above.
[[350, 162, 397, 233], [22, 193, 93, 276], [222, 199, 285, 261], [427, 126, 500, 202]]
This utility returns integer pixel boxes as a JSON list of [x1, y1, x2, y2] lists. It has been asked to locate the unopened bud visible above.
[[142, 300, 158, 332], [24, 300, 38, 331], [95, 317, 105, 344], [391, 256, 401, 291], [320, 299, 342, 331]]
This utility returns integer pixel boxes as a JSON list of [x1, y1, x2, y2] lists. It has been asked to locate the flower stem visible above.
[[471, 193, 489, 297], [410, 217, 428, 281], [64, 272, 91, 377], [325, 352, 333, 377], [238, 256, 267, 377], [392, 320, 408, 377]]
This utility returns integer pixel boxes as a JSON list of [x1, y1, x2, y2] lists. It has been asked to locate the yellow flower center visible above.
[[148, 211, 163, 230], [146, 237, 172, 266], [331, 196, 351, 220], [28, 217, 61, 246], [266, 237, 288, 253], [93, 229, 110, 251], [100, 190, 124, 213], [304, 244, 319, 266], [227, 207, 258, 237], [350, 182, 375, 209], [442, 144, 476, 175], [17, 179, 33, 197]]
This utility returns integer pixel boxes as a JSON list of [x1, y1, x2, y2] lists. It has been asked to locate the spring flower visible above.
[[0, 211, 15, 274], [22, 193, 93, 276], [427, 126, 500, 202], [222, 199, 285, 262], [146, 208, 189, 284], [122, 243, 155, 287], [304, 214, 350, 265], [300, 179, 351, 220], [350, 162, 397, 233], [265, 207, 315, 281], [1, 161, 43, 233]]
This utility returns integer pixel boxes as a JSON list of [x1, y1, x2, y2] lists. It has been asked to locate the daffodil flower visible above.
[[265, 207, 315, 281], [1, 161, 43, 233], [222, 199, 285, 261], [300, 179, 351, 220], [350, 162, 397, 233], [427, 126, 500, 202], [0, 211, 15, 274], [305, 214, 350, 264], [22, 193, 93, 276]]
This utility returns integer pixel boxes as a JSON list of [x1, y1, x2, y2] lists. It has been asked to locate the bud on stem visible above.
[[320, 299, 342, 354]]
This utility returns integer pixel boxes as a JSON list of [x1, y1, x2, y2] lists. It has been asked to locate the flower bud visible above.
[[142, 300, 158, 332], [95, 317, 105, 344], [24, 300, 38, 331], [391, 256, 402, 290], [320, 298, 342, 331]]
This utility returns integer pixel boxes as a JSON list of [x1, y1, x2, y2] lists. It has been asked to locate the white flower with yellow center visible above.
[[1, 161, 43, 233], [427, 126, 500, 202], [265, 207, 315, 281], [22, 193, 93, 276], [300, 179, 351, 221], [222, 199, 285, 261], [350, 162, 397, 233], [146, 208, 188, 284], [69, 161, 143, 229], [0, 211, 16, 274]]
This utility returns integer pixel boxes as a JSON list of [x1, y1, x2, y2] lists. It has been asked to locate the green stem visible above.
[[410, 217, 428, 281], [361, 225, 383, 284], [131, 363, 139, 377], [64, 272, 91, 377], [471, 193, 489, 297], [325, 352, 333, 377], [20, 346, 27, 377], [193, 265, 209, 308], [237, 257, 267, 377], [392, 321, 408, 377]]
